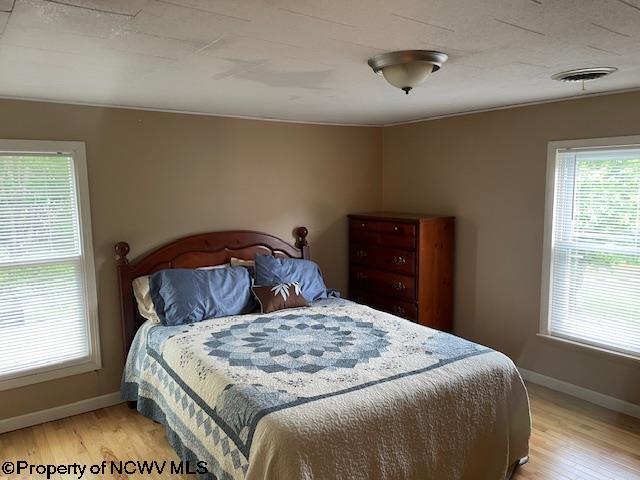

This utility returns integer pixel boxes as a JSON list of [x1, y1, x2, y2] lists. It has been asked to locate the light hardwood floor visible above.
[[0, 383, 638, 479], [513, 383, 640, 480]]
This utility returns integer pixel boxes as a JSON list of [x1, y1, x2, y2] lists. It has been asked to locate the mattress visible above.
[[122, 298, 530, 479]]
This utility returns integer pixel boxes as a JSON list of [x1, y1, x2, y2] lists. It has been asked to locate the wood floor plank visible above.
[[513, 384, 640, 480], [0, 383, 638, 479]]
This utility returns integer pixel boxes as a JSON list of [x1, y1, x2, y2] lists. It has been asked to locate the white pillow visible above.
[[198, 263, 231, 271], [132, 275, 161, 324], [132, 263, 230, 323], [230, 257, 255, 268]]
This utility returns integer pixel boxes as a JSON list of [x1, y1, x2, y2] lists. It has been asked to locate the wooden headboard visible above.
[[115, 227, 310, 358]]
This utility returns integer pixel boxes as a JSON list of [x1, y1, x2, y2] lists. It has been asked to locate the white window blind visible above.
[[0, 142, 99, 389], [545, 143, 640, 357]]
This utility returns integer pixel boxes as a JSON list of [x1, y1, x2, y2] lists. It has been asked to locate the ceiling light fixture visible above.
[[368, 50, 448, 95]]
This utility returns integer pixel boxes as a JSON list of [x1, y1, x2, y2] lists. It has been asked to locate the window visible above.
[[0, 140, 100, 390], [541, 136, 640, 358]]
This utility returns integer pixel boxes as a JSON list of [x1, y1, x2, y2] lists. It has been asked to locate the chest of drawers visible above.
[[348, 212, 454, 331]]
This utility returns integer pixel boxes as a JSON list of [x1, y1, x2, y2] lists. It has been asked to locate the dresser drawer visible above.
[[349, 266, 415, 301], [351, 290, 418, 322], [349, 218, 416, 236], [350, 244, 415, 275], [350, 230, 416, 249]]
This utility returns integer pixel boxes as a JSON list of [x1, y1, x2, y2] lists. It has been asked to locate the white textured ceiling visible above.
[[0, 0, 639, 125]]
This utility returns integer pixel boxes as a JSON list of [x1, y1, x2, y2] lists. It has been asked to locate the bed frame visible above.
[[115, 227, 310, 358]]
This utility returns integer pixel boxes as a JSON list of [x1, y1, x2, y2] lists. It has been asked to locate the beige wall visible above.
[[2, 90, 639, 420], [382, 91, 640, 406], [0, 99, 382, 419]]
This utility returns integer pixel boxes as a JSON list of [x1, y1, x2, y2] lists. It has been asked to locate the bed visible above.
[[116, 227, 530, 480]]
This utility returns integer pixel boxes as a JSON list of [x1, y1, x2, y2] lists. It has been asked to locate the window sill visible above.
[[536, 334, 640, 365], [0, 357, 101, 392]]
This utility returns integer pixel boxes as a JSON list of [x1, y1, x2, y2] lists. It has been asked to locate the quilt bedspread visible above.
[[122, 299, 530, 480]]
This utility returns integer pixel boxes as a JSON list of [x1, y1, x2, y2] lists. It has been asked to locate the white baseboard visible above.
[[518, 367, 640, 419], [0, 392, 123, 434]]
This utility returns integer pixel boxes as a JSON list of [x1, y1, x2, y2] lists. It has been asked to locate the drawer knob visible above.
[[392, 281, 406, 291], [392, 256, 406, 265], [393, 305, 405, 315], [361, 223, 366, 228], [356, 249, 367, 258], [393, 226, 399, 232]]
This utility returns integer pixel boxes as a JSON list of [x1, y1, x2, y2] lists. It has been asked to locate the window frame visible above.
[[0, 139, 100, 391], [540, 135, 640, 360]]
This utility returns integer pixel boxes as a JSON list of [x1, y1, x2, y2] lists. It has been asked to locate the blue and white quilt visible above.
[[122, 299, 530, 480]]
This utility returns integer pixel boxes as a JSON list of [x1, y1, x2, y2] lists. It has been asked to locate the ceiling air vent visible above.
[[551, 67, 617, 83]]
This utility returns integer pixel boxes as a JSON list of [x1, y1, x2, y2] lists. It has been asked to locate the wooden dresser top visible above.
[[348, 211, 453, 222]]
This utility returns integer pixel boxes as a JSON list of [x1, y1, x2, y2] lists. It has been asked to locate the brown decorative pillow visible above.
[[252, 282, 309, 313]]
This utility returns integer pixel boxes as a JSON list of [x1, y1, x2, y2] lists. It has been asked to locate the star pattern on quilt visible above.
[[203, 313, 390, 373]]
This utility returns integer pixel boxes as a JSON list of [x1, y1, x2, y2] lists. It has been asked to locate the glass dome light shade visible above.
[[381, 61, 435, 90]]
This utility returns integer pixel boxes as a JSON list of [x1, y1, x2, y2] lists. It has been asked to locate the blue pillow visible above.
[[149, 267, 254, 326], [254, 255, 328, 302]]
